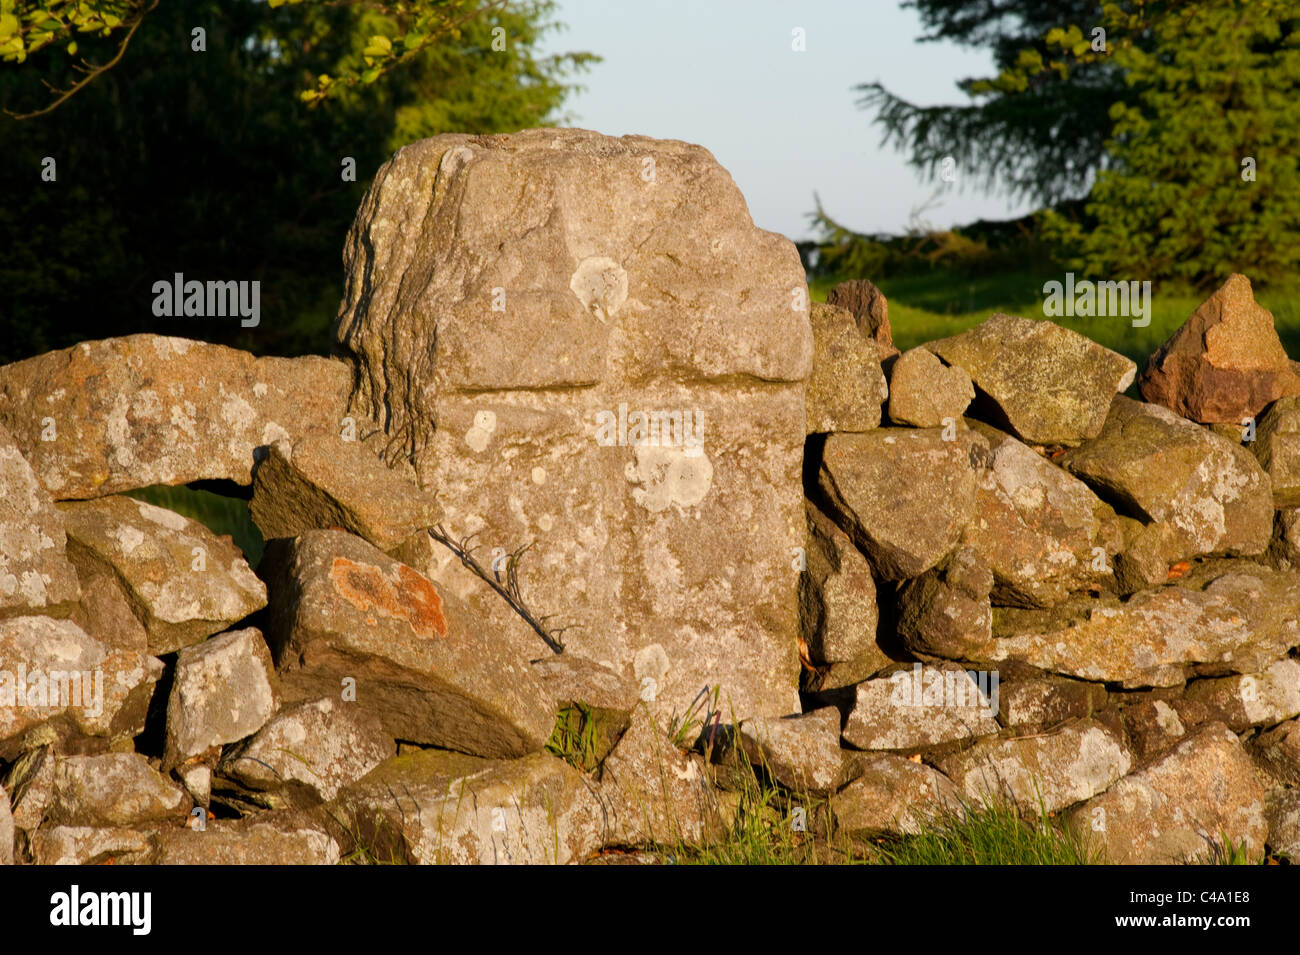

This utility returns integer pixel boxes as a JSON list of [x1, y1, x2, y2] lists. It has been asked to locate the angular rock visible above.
[[336, 749, 603, 864], [0, 616, 160, 760], [222, 697, 394, 803], [597, 704, 722, 846], [0, 335, 354, 500], [531, 655, 637, 757], [842, 663, 1000, 752], [826, 279, 897, 362], [896, 547, 993, 660], [887, 347, 973, 428], [28, 826, 154, 866], [165, 627, 280, 770], [67, 564, 148, 654], [937, 719, 1131, 814], [250, 434, 441, 551], [47, 753, 186, 827], [831, 755, 962, 836], [1267, 790, 1300, 862], [148, 814, 340, 865], [975, 560, 1300, 687], [800, 502, 890, 688], [0, 782, 11, 865], [737, 707, 845, 796], [1060, 397, 1272, 589], [1066, 723, 1268, 864], [805, 302, 885, 434], [1139, 273, 1300, 424], [60, 495, 267, 655], [1120, 698, 1208, 762], [1251, 717, 1300, 787], [334, 130, 811, 723], [1269, 507, 1300, 570], [265, 529, 555, 759], [0, 422, 80, 618], [1253, 396, 1300, 506], [925, 314, 1136, 446], [1183, 659, 1300, 731], [997, 670, 1106, 729], [819, 427, 983, 579], [964, 422, 1121, 606]]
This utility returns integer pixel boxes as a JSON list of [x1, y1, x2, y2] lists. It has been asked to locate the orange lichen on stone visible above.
[[330, 556, 449, 639]]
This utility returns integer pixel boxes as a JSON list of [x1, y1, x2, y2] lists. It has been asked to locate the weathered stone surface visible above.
[[1066, 723, 1268, 864], [165, 628, 280, 770], [737, 707, 844, 796], [925, 314, 1136, 446], [250, 435, 441, 551], [1267, 790, 1300, 862], [0, 423, 80, 618], [47, 753, 186, 827], [826, 279, 897, 362], [0, 616, 160, 760], [336, 749, 603, 864], [265, 530, 555, 759], [937, 720, 1131, 814], [28, 826, 154, 865], [997, 670, 1107, 729], [531, 655, 638, 714], [1183, 659, 1300, 731], [831, 755, 961, 836], [800, 502, 890, 688], [1269, 507, 1300, 570], [1139, 274, 1300, 424], [0, 335, 354, 500], [806, 302, 885, 434], [1120, 699, 1206, 762], [222, 697, 394, 803], [842, 663, 1000, 752], [819, 428, 982, 579], [896, 547, 993, 660], [60, 495, 267, 655], [67, 564, 148, 654], [597, 704, 721, 846], [1251, 717, 1300, 787], [0, 782, 11, 865], [333, 130, 810, 723], [963, 422, 1121, 607], [975, 561, 1300, 687], [887, 347, 973, 428], [1253, 396, 1300, 506], [148, 814, 340, 865], [1061, 397, 1272, 589]]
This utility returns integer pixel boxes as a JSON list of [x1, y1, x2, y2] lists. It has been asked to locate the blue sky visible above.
[[537, 0, 1036, 242]]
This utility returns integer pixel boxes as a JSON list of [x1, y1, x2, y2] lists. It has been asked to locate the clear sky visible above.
[[536, 0, 1036, 242]]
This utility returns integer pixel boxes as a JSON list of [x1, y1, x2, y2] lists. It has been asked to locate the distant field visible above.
[[810, 270, 1300, 367]]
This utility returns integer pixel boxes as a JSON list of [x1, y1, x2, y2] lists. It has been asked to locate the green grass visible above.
[[124, 484, 264, 567], [545, 703, 605, 773], [811, 269, 1300, 368]]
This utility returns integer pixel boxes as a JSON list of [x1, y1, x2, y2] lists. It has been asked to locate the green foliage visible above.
[[545, 703, 602, 773], [867, 800, 1101, 866]]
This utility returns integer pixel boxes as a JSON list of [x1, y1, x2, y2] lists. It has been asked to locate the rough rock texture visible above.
[[1061, 397, 1272, 589], [332, 129, 810, 722], [1183, 659, 1300, 731], [826, 279, 897, 361], [60, 495, 267, 655], [800, 502, 890, 688], [1139, 274, 1300, 424], [896, 547, 993, 660], [976, 560, 1300, 687], [887, 347, 973, 428], [819, 428, 983, 580], [28, 826, 154, 865], [250, 435, 441, 551], [1267, 790, 1300, 862], [0, 616, 160, 759], [1270, 507, 1300, 570], [47, 753, 186, 827], [1253, 396, 1300, 506], [0, 335, 353, 499], [1252, 717, 1300, 787], [1066, 723, 1268, 864], [530, 655, 638, 714], [336, 749, 603, 864], [0, 423, 80, 618], [963, 422, 1121, 607], [936, 720, 1131, 814], [164, 628, 280, 770], [0, 782, 11, 865], [222, 697, 394, 803], [148, 814, 340, 865], [997, 671, 1106, 729], [265, 530, 556, 758], [926, 314, 1136, 446], [1121, 699, 1198, 762], [67, 564, 149, 654], [737, 707, 844, 795], [841, 663, 1000, 751], [831, 755, 961, 836], [806, 302, 885, 434]]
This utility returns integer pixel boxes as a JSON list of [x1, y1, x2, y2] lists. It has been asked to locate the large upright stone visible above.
[[805, 302, 885, 434], [332, 130, 811, 720], [1253, 396, 1300, 506], [0, 335, 353, 500], [926, 314, 1136, 446], [1139, 274, 1300, 424]]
